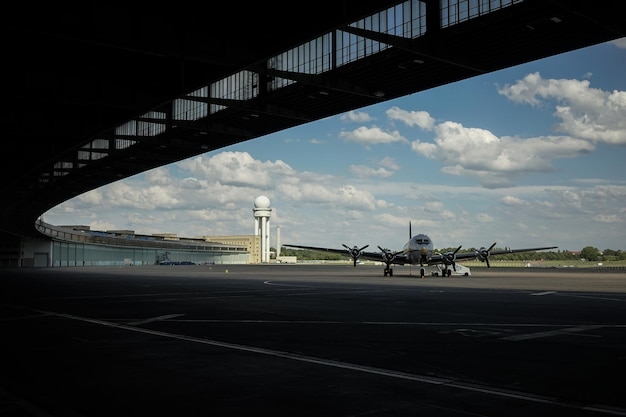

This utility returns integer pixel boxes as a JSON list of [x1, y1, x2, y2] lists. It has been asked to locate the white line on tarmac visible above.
[[501, 325, 608, 341], [26, 307, 626, 416], [127, 314, 185, 326], [529, 291, 625, 302]]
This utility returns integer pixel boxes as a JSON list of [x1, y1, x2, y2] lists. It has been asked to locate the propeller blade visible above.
[[442, 245, 462, 266], [377, 246, 399, 265], [484, 243, 496, 267], [341, 243, 368, 266]]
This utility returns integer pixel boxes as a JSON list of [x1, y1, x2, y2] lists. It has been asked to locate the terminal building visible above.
[[15, 196, 274, 268]]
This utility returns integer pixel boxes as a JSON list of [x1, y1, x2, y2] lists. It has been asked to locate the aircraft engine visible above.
[[342, 244, 369, 266], [378, 246, 398, 264], [442, 245, 462, 271], [475, 242, 497, 267]]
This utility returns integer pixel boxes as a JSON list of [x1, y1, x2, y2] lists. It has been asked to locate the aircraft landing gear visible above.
[[420, 267, 425, 278], [384, 267, 393, 277]]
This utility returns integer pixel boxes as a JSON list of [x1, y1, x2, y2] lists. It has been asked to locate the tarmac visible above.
[[1, 264, 625, 416]]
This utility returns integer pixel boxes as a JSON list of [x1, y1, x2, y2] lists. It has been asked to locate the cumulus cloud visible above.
[[423, 201, 445, 212], [498, 72, 626, 144], [178, 151, 296, 188], [104, 182, 180, 210], [400, 71, 625, 189], [349, 157, 400, 178], [535, 200, 555, 210], [350, 165, 395, 178], [610, 37, 626, 49], [339, 126, 409, 146], [379, 157, 400, 171], [145, 167, 172, 185], [179, 177, 203, 190], [410, 120, 595, 188], [550, 185, 626, 205], [77, 189, 104, 206], [283, 182, 377, 211], [41, 142, 626, 250], [341, 110, 374, 123], [552, 189, 583, 209], [501, 195, 529, 206], [476, 213, 494, 223], [386, 106, 435, 130], [422, 201, 455, 219]]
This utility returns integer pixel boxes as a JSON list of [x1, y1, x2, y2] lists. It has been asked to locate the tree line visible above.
[[278, 246, 626, 262]]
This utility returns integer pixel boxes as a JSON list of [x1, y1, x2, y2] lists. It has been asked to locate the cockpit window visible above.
[[415, 238, 429, 244]]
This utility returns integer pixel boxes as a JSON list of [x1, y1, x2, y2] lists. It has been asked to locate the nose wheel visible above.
[[384, 267, 393, 277]]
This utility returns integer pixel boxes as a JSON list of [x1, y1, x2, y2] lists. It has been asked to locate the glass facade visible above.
[[33, 221, 249, 267], [50, 240, 247, 267], [441, 0, 523, 28]]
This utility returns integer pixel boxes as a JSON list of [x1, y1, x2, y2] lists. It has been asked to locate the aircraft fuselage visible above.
[[402, 233, 434, 265]]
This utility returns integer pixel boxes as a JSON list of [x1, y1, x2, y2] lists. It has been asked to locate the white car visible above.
[[430, 263, 471, 277]]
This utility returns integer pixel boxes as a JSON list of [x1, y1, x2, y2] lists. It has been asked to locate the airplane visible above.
[[283, 223, 557, 278]]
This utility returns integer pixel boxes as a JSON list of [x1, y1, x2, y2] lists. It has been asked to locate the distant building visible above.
[[18, 196, 277, 267], [24, 221, 249, 267], [198, 234, 262, 264]]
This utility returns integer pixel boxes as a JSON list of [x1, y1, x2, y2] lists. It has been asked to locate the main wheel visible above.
[[420, 268, 425, 278]]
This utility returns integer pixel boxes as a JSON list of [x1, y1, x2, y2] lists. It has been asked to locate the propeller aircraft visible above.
[[283, 223, 557, 278]]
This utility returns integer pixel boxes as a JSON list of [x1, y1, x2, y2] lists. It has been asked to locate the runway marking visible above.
[[502, 325, 607, 341], [21, 306, 626, 416], [127, 314, 185, 326], [558, 293, 625, 302], [530, 291, 556, 296], [121, 318, 626, 330], [263, 280, 312, 287]]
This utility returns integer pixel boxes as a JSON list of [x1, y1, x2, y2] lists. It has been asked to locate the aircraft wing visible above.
[[282, 244, 351, 257], [282, 244, 409, 264], [454, 244, 558, 267], [423, 253, 445, 266]]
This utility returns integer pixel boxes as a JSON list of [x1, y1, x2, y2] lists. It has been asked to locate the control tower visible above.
[[253, 195, 272, 263]]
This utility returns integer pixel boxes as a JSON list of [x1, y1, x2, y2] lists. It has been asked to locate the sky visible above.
[[43, 38, 626, 253]]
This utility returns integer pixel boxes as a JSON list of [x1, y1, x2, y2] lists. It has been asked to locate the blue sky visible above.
[[43, 38, 626, 253]]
